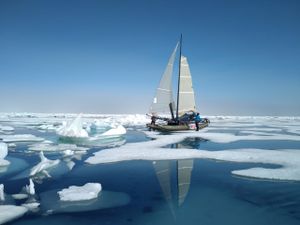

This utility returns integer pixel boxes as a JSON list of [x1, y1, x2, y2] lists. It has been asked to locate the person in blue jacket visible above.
[[194, 112, 201, 131]]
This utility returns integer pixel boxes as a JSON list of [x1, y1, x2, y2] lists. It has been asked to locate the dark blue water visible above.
[[1, 128, 300, 225]]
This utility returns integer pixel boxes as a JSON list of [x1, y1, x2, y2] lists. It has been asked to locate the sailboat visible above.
[[147, 35, 210, 132]]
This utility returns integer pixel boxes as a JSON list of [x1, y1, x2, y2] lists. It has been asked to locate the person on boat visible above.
[[194, 112, 201, 131], [150, 114, 157, 125]]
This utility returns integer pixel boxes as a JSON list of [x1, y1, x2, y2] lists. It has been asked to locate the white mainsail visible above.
[[149, 43, 179, 114], [178, 56, 196, 114]]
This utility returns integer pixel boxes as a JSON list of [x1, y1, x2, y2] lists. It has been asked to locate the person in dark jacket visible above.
[[194, 112, 201, 131], [151, 114, 157, 125]]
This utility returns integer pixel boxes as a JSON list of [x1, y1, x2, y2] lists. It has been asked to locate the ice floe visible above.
[[86, 131, 300, 181], [40, 189, 130, 214], [0, 125, 14, 132], [0, 205, 28, 225], [30, 152, 60, 177], [23, 199, 40, 210], [11, 194, 29, 200], [28, 143, 88, 152], [58, 183, 102, 202], [22, 201, 40, 212], [0, 134, 44, 143]]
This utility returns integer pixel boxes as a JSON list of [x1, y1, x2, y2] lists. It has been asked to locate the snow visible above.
[[30, 152, 60, 176], [0, 134, 44, 143], [58, 183, 102, 201], [0, 205, 28, 225], [101, 125, 126, 136], [86, 131, 300, 181], [57, 114, 89, 138]]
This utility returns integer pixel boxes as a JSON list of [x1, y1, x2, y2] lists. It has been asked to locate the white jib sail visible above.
[[178, 56, 196, 114], [149, 43, 179, 114]]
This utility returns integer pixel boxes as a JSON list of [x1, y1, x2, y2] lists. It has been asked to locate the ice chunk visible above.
[[0, 143, 8, 159], [22, 202, 40, 211], [58, 183, 102, 202], [0, 143, 9, 168], [0, 134, 44, 143], [57, 114, 89, 138], [65, 160, 75, 170], [0, 184, 4, 201], [0, 205, 28, 224], [63, 149, 74, 156], [21, 197, 40, 212], [11, 194, 29, 200], [25, 179, 35, 195], [7, 143, 16, 148], [101, 125, 126, 136], [30, 152, 60, 176]]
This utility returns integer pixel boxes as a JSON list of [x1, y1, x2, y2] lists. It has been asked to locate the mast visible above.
[[176, 34, 182, 121]]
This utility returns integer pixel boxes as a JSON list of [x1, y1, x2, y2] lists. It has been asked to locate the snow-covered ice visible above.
[[86, 130, 300, 181], [0, 205, 28, 225], [58, 183, 102, 201]]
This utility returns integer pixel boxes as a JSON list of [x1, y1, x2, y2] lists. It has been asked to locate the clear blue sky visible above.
[[1, 0, 299, 115]]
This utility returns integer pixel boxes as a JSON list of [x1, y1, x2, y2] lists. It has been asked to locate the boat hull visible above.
[[146, 120, 209, 132]]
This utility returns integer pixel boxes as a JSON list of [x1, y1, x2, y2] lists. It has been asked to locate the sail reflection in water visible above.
[[153, 142, 196, 216]]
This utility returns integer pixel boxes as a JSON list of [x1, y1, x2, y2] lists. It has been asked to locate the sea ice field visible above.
[[0, 113, 300, 225]]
